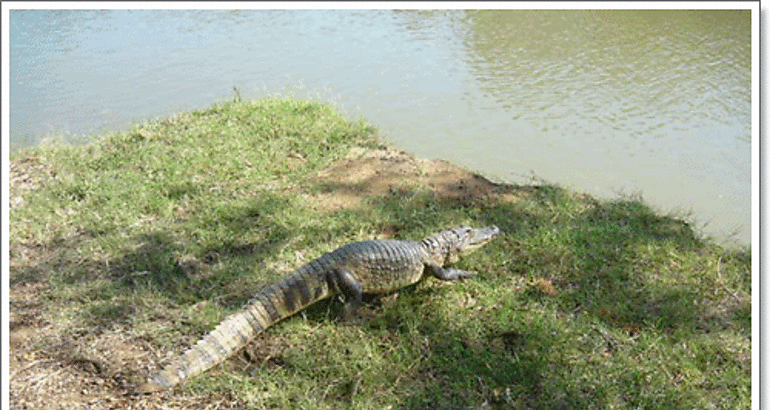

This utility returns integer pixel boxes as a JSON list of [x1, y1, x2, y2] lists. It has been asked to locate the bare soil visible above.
[[8, 146, 511, 409]]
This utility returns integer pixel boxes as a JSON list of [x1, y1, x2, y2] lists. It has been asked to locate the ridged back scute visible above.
[[252, 257, 335, 320], [326, 239, 428, 293]]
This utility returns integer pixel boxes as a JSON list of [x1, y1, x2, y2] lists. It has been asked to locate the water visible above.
[[8, 9, 753, 247]]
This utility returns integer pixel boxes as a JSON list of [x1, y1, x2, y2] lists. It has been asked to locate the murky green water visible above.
[[8, 9, 753, 247]]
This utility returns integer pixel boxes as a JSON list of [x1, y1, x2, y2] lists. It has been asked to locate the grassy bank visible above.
[[9, 98, 751, 409]]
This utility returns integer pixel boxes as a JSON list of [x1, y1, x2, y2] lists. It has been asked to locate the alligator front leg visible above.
[[426, 263, 477, 281]]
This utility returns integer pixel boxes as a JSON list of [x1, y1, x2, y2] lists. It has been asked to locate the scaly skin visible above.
[[137, 225, 500, 393]]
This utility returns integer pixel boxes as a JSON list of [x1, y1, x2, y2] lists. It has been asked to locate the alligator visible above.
[[137, 225, 500, 393]]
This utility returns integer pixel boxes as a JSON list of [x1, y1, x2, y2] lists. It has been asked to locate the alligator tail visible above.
[[137, 264, 332, 393]]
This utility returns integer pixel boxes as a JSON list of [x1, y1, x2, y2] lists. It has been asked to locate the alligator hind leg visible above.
[[328, 269, 365, 323]]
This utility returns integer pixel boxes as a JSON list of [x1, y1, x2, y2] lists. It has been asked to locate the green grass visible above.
[[10, 97, 751, 409]]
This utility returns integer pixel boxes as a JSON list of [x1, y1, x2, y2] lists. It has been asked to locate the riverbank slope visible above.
[[9, 98, 750, 409]]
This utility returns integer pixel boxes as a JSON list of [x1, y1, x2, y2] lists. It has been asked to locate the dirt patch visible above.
[[309, 146, 510, 214], [8, 145, 509, 409], [9, 156, 55, 210]]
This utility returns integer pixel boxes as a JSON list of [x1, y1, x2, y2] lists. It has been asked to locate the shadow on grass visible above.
[[296, 175, 748, 338], [396, 324, 558, 409], [9, 170, 750, 407], [11, 192, 302, 333], [320, 179, 749, 408]]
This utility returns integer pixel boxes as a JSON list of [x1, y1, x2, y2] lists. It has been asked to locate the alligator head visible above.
[[425, 225, 501, 264]]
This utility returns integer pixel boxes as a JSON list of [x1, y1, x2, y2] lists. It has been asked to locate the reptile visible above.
[[137, 225, 500, 393]]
